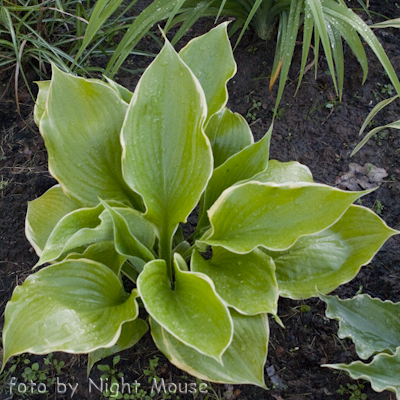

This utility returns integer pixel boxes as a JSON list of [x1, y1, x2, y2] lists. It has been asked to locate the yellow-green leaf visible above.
[[150, 309, 268, 387], [26, 185, 79, 257], [179, 22, 236, 123], [201, 182, 372, 253], [121, 39, 212, 243], [192, 248, 278, 316], [269, 205, 398, 299], [137, 255, 232, 361], [2, 260, 139, 369]]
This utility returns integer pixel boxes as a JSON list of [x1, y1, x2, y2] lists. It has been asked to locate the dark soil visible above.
[[1, 1, 399, 399]]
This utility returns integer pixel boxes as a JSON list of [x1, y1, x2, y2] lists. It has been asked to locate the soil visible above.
[[0, 1, 399, 399]]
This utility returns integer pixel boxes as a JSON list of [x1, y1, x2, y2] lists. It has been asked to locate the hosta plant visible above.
[[321, 294, 400, 398], [1, 24, 399, 388]]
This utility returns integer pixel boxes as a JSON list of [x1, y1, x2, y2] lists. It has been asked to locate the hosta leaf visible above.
[[26, 185, 79, 256], [137, 255, 232, 361], [205, 107, 253, 169], [111, 206, 157, 250], [269, 205, 398, 299], [39, 66, 141, 209], [121, 39, 212, 242], [104, 76, 133, 104], [101, 201, 155, 268], [150, 309, 268, 387], [88, 318, 148, 376], [324, 348, 400, 398], [37, 203, 114, 266], [179, 22, 236, 123], [65, 241, 126, 277], [33, 80, 50, 125], [198, 128, 271, 230], [320, 293, 400, 359], [2, 260, 139, 367], [201, 182, 372, 253], [248, 160, 313, 184], [192, 248, 278, 316]]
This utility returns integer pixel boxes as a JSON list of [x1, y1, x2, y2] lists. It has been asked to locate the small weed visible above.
[[337, 382, 367, 400], [0, 177, 8, 191], [373, 199, 384, 215], [246, 100, 262, 122], [247, 46, 258, 54], [377, 82, 394, 96], [98, 355, 125, 398], [44, 353, 65, 374], [374, 130, 388, 146], [299, 304, 311, 313], [272, 106, 284, 120], [143, 356, 161, 384]]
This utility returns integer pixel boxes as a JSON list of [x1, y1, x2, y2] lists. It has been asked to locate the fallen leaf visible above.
[[335, 163, 387, 190]]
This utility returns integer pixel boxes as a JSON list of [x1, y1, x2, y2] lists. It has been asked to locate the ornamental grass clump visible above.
[[1, 23, 398, 388]]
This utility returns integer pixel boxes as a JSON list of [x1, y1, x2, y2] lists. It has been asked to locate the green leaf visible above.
[[268, 205, 398, 299], [198, 127, 271, 230], [101, 202, 155, 271], [34, 80, 51, 125], [88, 318, 148, 376], [358, 95, 399, 138], [273, 0, 303, 116], [137, 255, 232, 361], [39, 66, 141, 208], [322, 0, 400, 96], [179, 22, 236, 123], [307, 0, 338, 93], [74, 0, 126, 62], [104, 76, 133, 104], [324, 15, 368, 85], [192, 248, 278, 316], [326, 20, 344, 100], [296, 2, 314, 94], [372, 18, 400, 29], [150, 309, 268, 387], [121, 38, 212, 241], [351, 95, 400, 156], [105, 0, 180, 77], [111, 206, 157, 250], [352, 120, 400, 156], [324, 348, 400, 398], [26, 185, 80, 256], [321, 293, 400, 359], [37, 203, 113, 266], [200, 182, 372, 253], [2, 260, 139, 368], [247, 160, 314, 184], [205, 107, 253, 169], [65, 241, 126, 277]]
